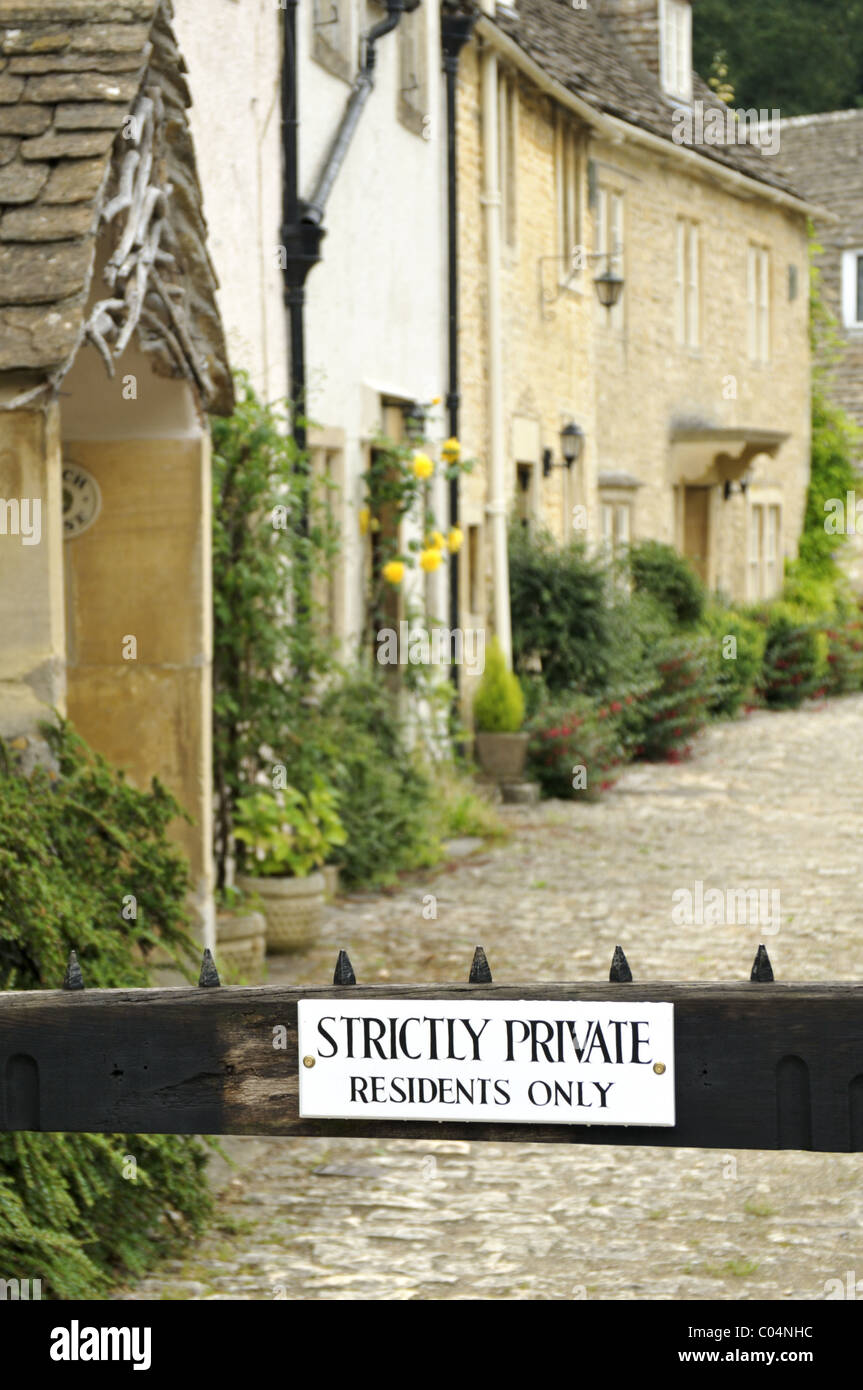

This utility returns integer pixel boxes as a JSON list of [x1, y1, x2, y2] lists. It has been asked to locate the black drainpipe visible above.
[[442, 6, 477, 694], [280, 0, 410, 496]]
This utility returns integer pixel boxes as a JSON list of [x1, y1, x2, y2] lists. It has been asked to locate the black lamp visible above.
[[561, 420, 584, 466], [543, 421, 585, 476], [594, 267, 624, 309]]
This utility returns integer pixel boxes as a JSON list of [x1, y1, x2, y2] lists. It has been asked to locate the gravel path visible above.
[[120, 697, 863, 1301]]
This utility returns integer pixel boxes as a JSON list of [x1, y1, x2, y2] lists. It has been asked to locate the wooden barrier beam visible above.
[[1, 972, 862, 1152]]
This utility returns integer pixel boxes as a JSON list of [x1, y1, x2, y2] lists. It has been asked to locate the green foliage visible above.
[[693, 0, 863, 116], [700, 605, 766, 717], [304, 669, 444, 888], [472, 636, 525, 732], [0, 720, 211, 1299], [211, 372, 339, 887], [233, 781, 346, 878], [754, 603, 829, 708], [509, 525, 611, 691], [628, 540, 706, 627], [527, 693, 626, 800], [634, 635, 717, 761], [824, 609, 863, 694]]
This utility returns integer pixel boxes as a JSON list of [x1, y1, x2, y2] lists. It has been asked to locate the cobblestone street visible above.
[[122, 697, 863, 1301]]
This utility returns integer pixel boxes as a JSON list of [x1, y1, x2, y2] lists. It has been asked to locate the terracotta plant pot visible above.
[[215, 909, 266, 982], [236, 872, 325, 953], [475, 730, 529, 781]]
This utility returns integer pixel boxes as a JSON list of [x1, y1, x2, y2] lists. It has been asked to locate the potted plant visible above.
[[215, 885, 267, 981], [473, 636, 529, 781], [234, 779, 347, 952]]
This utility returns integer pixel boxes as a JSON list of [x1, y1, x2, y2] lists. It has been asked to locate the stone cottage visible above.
[[455, 0, 819, 675], [0, 0, 232, 946]]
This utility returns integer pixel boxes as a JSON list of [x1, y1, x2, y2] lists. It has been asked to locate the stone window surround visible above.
[[554, 113, 586, 290], [398, 3, 429, 138], [747, 241, 771, 365], [498, 67, 519, 254], [841, 247, 863, 332], [312, 0, 354, 85], [674, 214, 701, 351], [594, 180, 625, 332]]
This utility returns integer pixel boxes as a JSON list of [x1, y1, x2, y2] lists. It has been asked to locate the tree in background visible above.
[[693, 0, 863, 116]]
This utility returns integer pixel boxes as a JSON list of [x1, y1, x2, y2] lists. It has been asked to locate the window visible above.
[[595, 185, 625, 330], [600, 499, 632, 556], [498, 70, 518, 249], [765, 504, 780, 596], [555, 115, 584, 281], [467, 525, 481, 615], [841, 249, 863, 328], [748, 501, 781, 599], [312, 0, 352, 83], [674, 217, 700, 347], [398, 4, 427, 137], [747, 244, 770, 363], [309, 438, 344, 640], [660, 0, 692, 102], [749, 502, 762, 598]]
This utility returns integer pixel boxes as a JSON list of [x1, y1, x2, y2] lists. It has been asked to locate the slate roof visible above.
[[0, 0, 232, 415], [489, 0, 804, 201]]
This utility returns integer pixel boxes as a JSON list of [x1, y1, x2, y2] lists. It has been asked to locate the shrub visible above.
[[509, 524, 612, 691], [233, 781, 346, 878], [699, 605, 766, 717], [0, 721, 211, 1299], [824, 610, 863, 695], [628, 540, 706, 626], [527, 694, 626, 800], [310, 670, 443, 888], [635, 634, 717, 760], [755, 603, 828, 708], [472, 636, 525, 732]]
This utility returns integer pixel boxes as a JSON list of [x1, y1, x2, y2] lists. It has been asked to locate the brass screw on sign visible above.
[[653, 1062, 666, 1075], [303, 1056, 316, 1068]]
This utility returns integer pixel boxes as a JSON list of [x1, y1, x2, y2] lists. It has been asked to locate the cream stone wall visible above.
[[456, 35, 811, 663], [63, 434, 214, 949], [590, 132, 811, 592], [0, 401, 65, 742]]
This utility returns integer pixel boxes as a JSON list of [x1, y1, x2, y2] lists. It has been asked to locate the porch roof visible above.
[[0, 0, 232, 415]]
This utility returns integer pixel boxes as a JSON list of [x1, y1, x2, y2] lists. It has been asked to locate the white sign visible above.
[[298, 999, 675, 1127]]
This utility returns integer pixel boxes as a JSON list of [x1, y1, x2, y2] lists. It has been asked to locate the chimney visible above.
[[601, 0, 692, 100]]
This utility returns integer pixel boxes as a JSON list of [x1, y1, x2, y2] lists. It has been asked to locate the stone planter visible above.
[[475, 731, 529, 782], [215, 909, 266, 982], [236, 872, 325, 953], [322, 864, 341, 900]]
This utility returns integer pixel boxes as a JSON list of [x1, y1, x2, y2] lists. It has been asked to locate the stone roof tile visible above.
[[0, 0, 231, 413], [491, 0, 803, 200]]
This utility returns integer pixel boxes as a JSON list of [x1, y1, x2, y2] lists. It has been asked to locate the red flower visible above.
[[610, 701, 622, 714]]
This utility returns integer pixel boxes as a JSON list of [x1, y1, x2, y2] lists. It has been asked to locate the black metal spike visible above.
[[469, 946, 492, 984], [334, 949, 356, 986], [198, 948, 221, 987], [609, 945, 633, 983], [63, 949, 84, 991], [750, 944, 774, 983]]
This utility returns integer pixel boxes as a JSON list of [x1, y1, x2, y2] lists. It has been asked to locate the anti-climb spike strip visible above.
[[198, 949, 221, 988], [63, 949, 84, 991], [609, 945, 633, 983], [750, 944, 774, 983], [334, 950, 356, 986], [469, 946, 492, 984]]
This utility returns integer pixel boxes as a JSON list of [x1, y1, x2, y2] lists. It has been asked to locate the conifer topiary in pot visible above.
[[234, 780, 346, 952], [473, 636, 528, 780]]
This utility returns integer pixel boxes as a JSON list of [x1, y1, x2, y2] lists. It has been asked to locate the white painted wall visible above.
[[174, 0, 449, 651]]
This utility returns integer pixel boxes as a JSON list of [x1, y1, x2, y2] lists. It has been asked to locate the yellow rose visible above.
[[430, 396, 441, 406], [412, 452, 434, 480], [447, 526, 464, 553], [426, 530, 445, 550], [441, 436, 461, 462], [419, 547, 443, 573], [359, 506, 370, 535], [382, 560, 405, 585]]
